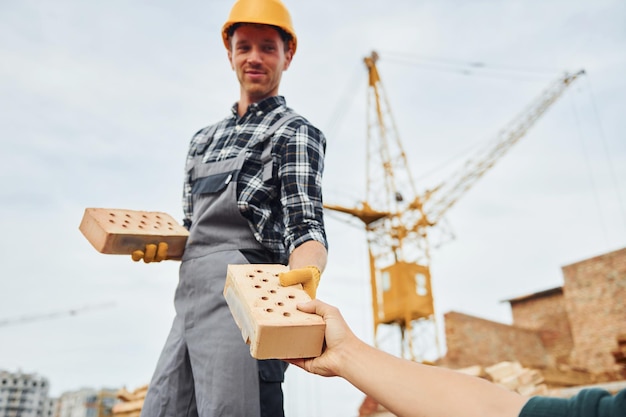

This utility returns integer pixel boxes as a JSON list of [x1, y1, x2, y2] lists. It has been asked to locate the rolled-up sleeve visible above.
[[279, 123, 328, 254]]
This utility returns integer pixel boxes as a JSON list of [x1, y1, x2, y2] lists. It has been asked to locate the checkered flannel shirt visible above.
[[182, 96, 327, 262]]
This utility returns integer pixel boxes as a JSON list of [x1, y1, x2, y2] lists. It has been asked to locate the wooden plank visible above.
[[485, 361, 523, 382], [541, 367, 597, 387], [79, 208, 188, 257], [224, 264, 325, 359], [548, 380, 626, 397]]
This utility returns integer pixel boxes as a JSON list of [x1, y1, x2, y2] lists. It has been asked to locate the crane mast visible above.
[[325, 51, 584, 362]]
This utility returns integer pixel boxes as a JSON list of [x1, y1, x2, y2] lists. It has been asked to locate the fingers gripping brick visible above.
[[224, 264, 326, 360], [79, 208, 189, 258]]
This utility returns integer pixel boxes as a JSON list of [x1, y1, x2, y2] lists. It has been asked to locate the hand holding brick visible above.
[[279, 265, 321, 299], [79, 208, 189, 259], [224, 264, 326, 359]]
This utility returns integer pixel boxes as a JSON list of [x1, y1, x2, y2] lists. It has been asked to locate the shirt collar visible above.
[[230, 96, 287, 118]]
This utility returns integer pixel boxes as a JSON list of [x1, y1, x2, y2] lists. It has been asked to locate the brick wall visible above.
[[562, 247, 626, 374], [442, 311, 552, 369], [509, 289, 574, 362], [440, 247, 626, 378]]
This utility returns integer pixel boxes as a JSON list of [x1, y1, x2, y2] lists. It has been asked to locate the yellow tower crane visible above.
[[325, 51, 584, 362]]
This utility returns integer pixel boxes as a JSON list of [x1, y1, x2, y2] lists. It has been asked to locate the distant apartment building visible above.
[[0, 370, 55, 417], [57, 388, 118, 417]]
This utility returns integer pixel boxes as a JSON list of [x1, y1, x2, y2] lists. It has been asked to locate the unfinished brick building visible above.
[[440, 246, 626, 386]]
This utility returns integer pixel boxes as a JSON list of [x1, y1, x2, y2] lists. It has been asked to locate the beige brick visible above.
[[79, 208, 188, 257], [224, 264, 326, 360]]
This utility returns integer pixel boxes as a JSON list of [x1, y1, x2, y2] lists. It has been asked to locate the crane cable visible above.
[[584, 75, 626, 238], [324, 60, 366, 139], [377, 50, 562, 81], [569, 81, 611, 247], [0, 302, 116, 328]]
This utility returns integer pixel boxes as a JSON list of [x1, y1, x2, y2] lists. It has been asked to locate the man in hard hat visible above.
[[132, 0, 328, 416]]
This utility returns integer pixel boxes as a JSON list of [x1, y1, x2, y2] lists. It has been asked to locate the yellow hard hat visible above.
[[222, 0, 297, 55]]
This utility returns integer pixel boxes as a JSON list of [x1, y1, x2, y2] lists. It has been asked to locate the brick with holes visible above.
[[79, 208, 189, 258], [224, 263, 326, 359]]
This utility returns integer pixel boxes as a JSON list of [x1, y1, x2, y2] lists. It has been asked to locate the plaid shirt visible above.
[[182, 96, 327, 262]]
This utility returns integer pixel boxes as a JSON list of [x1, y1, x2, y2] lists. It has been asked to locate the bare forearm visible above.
[[337, 340, 528, 417], [288, 240, 327, 271]]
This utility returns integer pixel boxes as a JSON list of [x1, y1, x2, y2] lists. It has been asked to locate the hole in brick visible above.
[[269, 290, 277, 294], [156, 215, 162, 219], [122, 224, 127, 228], [108, 219, 115, 224], [140, 220, 147, 225], [138, 225, 144, 229], [255, 269, 263, 273], [261, 296, 268, 300], [276, 302, 284, 306], [283, 312, 291, 317], [125, 214, 131, 218], [254, 285, 261, 289], [265, 308, 274, 313], [262, 278, 268, 282], [109, 213, 116, 217], [142, 214, 148, 218], [288, 295, 295, 299]]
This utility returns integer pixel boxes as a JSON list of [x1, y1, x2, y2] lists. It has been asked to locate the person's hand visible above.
[[131, 242, 168, 263], [279, 265, 321, 298], [285, 299, 359, 377]]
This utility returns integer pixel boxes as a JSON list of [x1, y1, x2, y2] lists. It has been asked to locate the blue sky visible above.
[[1, 1, 625, 415]]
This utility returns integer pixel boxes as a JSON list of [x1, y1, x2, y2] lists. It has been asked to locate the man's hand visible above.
[[285, 299, 357, 377], [131, 242, 169, 263], [279, 265, 321, 298]]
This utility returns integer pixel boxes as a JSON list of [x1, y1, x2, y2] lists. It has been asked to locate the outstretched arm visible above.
[[288, 300, 529, 417]]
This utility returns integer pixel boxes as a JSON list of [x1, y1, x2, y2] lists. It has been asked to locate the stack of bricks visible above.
[[456, 361, 548, 397], [485, 361, 548, 396], [111, 384, 148, 417], [612, 334, 626, 378]]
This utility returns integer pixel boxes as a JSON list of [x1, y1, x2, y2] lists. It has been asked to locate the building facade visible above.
[[57, 388, 117, 417], [0, 370, 55, 417]]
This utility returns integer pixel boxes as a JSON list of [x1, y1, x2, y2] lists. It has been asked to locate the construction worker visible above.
[[131, 0, 328, 415], [288, 299, 626, 417]]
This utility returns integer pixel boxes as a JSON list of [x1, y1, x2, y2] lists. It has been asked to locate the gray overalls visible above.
[[141, 115, 296, 417]]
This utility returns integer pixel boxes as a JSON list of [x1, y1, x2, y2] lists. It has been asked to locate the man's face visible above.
[[228, 24, 293, 104]]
